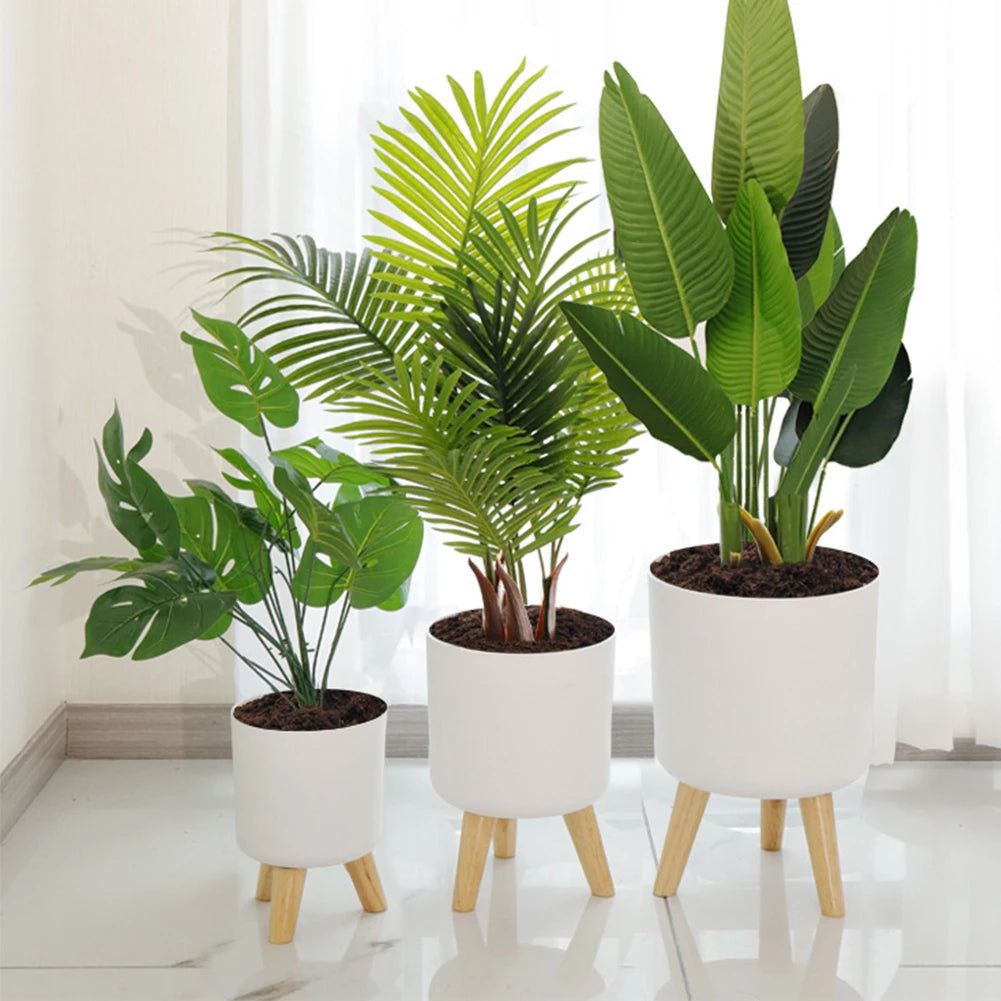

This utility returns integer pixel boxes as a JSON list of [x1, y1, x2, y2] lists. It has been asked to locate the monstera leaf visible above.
[[181, 311, 299, 436], [82, 574, 236, 660], [95, 407, 180, 556], [274, 467, 422, 608]]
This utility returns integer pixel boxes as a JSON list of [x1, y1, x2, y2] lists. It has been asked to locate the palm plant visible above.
[[34, 313, 423, 707], [563, 0, 917, 567], [208, 63, 638, 641]]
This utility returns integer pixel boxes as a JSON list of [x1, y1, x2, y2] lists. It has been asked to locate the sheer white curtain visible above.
[[229, 0, 1000, 758]]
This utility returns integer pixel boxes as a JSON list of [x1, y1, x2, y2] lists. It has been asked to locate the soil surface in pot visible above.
[[651, 544, 878, 598], [234, 690, 387, 731], [431, 607, 614, 653]]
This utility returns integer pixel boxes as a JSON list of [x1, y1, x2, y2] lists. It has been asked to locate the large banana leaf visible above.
[[82, 575, 236, 660], [791, 208, 917, 413], [791, 344, 913, 468], [712, 0, 804, 220], [181, 311, 299, 436], [706, 180, 800, 404], [781, 85, 839, 278], [599, 64, 733, 339], [369, 61, 582, 282], [96, 407, 179, 556], [562, 303, 736, 461]]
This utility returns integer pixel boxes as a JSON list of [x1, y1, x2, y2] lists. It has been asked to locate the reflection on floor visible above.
[[1, 760, 998, 1000]]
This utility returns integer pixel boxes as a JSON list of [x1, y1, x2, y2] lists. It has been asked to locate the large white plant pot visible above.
[[427, 625, 615, 818], [231, 695, 387, 868], [650, 570, 878, 799]]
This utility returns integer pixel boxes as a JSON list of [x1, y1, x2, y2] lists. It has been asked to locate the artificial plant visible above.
[[34, 313, 423, 707], [208, 62, 638, 642], [562, 0, 917, 566]]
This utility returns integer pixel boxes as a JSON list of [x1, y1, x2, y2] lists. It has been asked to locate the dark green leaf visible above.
[[31, 556, 143, 587], [781, 85, 839, 278], [82, 576, 236, 660], [96, 407, 180, 556], [791, 208, 917, 413]]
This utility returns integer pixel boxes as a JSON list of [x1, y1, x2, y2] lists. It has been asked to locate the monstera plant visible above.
[[562, 0, 917, 566], [208, 62, 638, 642], [34, 312, 423, 706]]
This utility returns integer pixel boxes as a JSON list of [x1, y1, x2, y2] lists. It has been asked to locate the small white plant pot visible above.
[[231, 695, 387, 869], [427, 625, 615, 819], [649, 569, 879, 799]]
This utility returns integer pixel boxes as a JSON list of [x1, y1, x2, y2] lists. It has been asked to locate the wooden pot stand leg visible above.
[[255, 853, 387, 945], [653, 784, 845, 918], [452, 805, 614, 913]]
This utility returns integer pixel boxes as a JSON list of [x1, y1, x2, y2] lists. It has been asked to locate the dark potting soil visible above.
[[650, 543, 879, 598], [430, 607, 614, 653], [233, 690, 387, 732]]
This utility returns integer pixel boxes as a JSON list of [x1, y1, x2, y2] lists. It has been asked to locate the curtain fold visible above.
[[228, 0, 1000, 757]]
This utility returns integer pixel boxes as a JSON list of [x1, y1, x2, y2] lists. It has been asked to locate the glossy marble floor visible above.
[[1, 760, 998, 1000]]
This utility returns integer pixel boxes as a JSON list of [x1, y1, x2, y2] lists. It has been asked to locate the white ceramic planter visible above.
[[231, 694, 387, 869], [649, 567, 878, 799], [427, 622, 615, 818]]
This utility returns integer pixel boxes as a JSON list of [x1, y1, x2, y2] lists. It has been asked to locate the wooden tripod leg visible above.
[[453, 813, 496, 912], [494, 818, 517, 859], [268, 867, 307, 944], [761, 799, 787, 852], [564, 806, 614, 897], [654, 783, 709, 898], [799, 794, 844, 918], [255, 863, 274, 901], [344, 853, 387, 913]]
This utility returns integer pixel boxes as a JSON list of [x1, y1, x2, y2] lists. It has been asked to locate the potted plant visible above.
[[561, 0, 917, 917], [34, 312, 423, 943], [206, 64, 639, 910]]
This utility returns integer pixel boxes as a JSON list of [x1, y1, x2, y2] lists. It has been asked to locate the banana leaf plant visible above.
[[562, 0, 917, 567], [206, 63, 639, 642], [33, 313, 423, 707]]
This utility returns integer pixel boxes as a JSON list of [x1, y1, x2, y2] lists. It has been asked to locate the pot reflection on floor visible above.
[[429, 857, 612, 1000], [655, 854, 860, 1000]]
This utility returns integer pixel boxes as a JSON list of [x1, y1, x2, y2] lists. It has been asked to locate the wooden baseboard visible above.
[[1, 703, 67, 840], [61, 702, 1000, 762]]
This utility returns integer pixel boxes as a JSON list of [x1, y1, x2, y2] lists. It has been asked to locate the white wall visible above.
[[1, 0, 233, 769]]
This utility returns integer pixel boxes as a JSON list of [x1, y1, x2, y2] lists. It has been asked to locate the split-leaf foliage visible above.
[[34, 314, 422, 708]]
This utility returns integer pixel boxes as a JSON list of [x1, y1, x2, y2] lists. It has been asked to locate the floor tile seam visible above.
[[896, 964, 1001, 969], [640, 790, 693, 1001], [0, 965, 193, 971]]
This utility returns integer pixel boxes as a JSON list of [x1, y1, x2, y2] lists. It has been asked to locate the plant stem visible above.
[[319, 592, 353, 703]]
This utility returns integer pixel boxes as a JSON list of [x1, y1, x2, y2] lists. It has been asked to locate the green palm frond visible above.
[[369, 61, 585, 284], [207, 235, 423, 400], [338, 355, 577, 567]]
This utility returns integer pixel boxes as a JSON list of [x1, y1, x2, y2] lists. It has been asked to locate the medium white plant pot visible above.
[[427, 622, 615, 818], [649, 566, 879, 799], [231, 694, 387, 869]]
